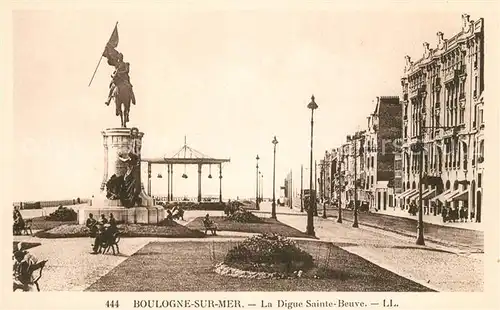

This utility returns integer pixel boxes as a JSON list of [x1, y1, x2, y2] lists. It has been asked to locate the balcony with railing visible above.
[[458, 64, 467, 78]]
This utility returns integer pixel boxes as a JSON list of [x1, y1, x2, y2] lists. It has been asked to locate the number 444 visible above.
[[106, 300, 120, 308]]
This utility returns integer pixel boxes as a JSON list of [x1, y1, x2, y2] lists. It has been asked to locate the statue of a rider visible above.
[[104, 49, 136, 107]]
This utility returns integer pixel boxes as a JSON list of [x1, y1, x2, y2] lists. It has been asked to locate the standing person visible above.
[[13, 209, 25, 235], [108, 213, 117, 236], [85, 213, 98, 237], [442, 207, 448, 223]]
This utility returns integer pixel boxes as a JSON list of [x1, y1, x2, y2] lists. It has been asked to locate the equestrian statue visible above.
[[90, 23, 136, 128]]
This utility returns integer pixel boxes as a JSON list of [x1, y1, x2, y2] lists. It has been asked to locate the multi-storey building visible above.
[[393, 152, 403, 205], [363, 96, 402, 211], [399, 14, 484, 222], [319, 150, 337, 203], [336, 131, 366, 208]]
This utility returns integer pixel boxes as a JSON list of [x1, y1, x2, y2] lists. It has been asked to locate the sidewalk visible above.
[[257, 202, 483, 292], [376, 207, 483, 231], [289, 200, 483, 252]]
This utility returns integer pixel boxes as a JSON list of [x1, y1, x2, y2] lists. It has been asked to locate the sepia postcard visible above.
[[1, 0, 499, 309]]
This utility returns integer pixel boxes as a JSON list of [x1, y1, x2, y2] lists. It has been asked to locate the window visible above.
[[474, 76, 478, 97]]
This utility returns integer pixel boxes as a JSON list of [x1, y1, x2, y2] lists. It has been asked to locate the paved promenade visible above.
[[12, 202, 482, 292], [256, 202, 483, 292], [290, 200, 483, 252]]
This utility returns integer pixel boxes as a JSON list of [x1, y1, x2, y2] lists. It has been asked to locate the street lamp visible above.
[[256, 155, 260, 210], [306, 94, 318, 236], [300, 164, 304, 212], [319, 161, 327, 219], [260, 173, 263, 202], [350, 132, 364, 228], [411, 87, 457, 245], [271, 136, 278, 219]]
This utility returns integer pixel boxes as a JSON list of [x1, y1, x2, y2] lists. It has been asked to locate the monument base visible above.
[[77, 191, 165, 225], [78, 206, 165, 225], [78, 126, 165, 225]]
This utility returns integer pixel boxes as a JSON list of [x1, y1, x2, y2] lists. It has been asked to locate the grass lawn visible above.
[[34, 222, 204, 238], [86, 240, 433, 292], [186, 216, 313, 238]]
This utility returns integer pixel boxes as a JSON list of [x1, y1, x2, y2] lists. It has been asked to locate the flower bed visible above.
[[163, 202, 226, 211], [45, 206, 77, 222], [224, 233, 314, 275], [214, 262, 281, 279], [34, 222, 205, 238], [226, 210, 262, 223]]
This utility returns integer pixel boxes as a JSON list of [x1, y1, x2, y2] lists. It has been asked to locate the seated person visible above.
[[166, 210, 174, 222], [202, 214, 217, 235], [91, 224, 106, 254], [99, 214, 108, 225], [102, 223, 115, 246], [13, 242, 38, 291]]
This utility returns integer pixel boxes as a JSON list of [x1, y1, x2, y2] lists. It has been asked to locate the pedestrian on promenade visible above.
[[442, 207, 448, 223], [86, 213, 98, 237]]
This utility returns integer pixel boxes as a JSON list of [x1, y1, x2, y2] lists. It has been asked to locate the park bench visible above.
[[97, 230, 121, 255], [13, 259, 48, 292], [202, 219, 217, 236]]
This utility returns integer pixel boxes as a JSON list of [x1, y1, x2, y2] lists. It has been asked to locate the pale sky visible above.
[[10, 3, 493, 201]]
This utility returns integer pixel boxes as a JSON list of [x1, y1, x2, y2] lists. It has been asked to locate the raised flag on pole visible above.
[[102, 23, 121, 66], [106, 24, 119, 49], [88, 22, 119, 87]]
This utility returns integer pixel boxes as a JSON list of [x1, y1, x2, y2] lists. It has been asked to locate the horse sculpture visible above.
[[110, 81, 133, 128]]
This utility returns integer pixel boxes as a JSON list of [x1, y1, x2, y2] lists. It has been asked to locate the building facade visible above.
[[335, 131, 366, 209], [319, 150, 337, 203], [399, 14, 484, 222], [363, 96, 402, 211]]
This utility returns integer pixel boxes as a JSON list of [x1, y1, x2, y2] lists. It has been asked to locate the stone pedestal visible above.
[[78, 127, 165, 225]]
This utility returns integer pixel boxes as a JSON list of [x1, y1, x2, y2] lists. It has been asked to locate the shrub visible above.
[[164, 202, 226, 211], [45, 206, 77, 222], [226, 209, 262, 223], [224, 233, 314, 274]]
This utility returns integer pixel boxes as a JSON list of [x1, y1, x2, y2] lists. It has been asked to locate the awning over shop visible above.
[[398, 189, 417, 200], [409, 189, 431, 203], [421, 188, 436, 200], [407, 189, 422, 202], [442, 189, 461, 203], [430, 189, 452, 203], [448, 189, 469, 202]]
